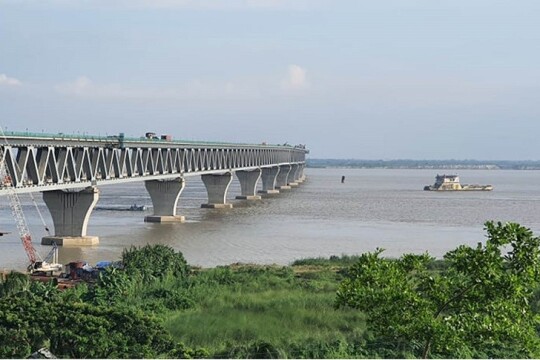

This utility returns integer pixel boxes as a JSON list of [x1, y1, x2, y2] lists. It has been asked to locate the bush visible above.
[[192, 266, 236, 286], [292, 255, 362, 267], [336, 222, 540, 358], [0, 271, 31, 297], [122, 244, 190, 282], [168, 343, 210, 359], [0, 290, 181, 358], [216, 340, 285, 359], [287, 338, 361, 359], [147, 288, 195, 310], [86, 267, 134, 306]]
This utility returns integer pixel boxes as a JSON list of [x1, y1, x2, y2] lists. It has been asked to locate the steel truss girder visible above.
[[0, 144, 306, 192]]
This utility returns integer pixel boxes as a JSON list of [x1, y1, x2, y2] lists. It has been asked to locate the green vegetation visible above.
[[0, 244, 200, 359], [164, 264, 365, 358], [1, 222, 540, 358], [337, 221, 540, 358]]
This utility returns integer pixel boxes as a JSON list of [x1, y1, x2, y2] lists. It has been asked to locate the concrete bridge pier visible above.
[[297, 164, 306, 183], [258, 166, 280, 194], [288, 164, 300, 187], [235, 169, 262, 200], [144, 178, 185, 223], [275, 164, 292, 190], [201, 172, 233, 208], [41, 186, 99, 246]]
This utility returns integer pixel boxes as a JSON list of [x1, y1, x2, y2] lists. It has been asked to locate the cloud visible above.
[[281, 64, 309, 90], [54, 75, 264, 101], [58, 76, 92, 94], [0, 0, 317, 10], [55, 76, 160, 100], [56, 67, 313, 102], [0, 74, 22, 86]]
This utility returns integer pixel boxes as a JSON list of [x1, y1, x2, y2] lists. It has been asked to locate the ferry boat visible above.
[[424, 174, 493, 191]]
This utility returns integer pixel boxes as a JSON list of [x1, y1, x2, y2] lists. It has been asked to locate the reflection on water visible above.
[[2, 168, 540, 271]]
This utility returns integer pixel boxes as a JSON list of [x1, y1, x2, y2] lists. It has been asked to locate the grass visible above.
[[81, 253, 455, 357], [291, 254, 364, 267], [162, 259, 367, 357]]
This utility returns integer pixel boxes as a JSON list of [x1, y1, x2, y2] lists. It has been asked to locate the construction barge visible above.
[[424, 174, 493, 191], [29, 260, 121, 289]]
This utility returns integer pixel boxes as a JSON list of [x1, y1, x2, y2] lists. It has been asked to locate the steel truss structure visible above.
[[0, 135, 307, 193]]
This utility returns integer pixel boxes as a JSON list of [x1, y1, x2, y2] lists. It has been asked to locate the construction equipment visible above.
[[0, 132, 62, 273]]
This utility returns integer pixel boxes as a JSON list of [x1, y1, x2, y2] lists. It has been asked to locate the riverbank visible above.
[[2, 236, 540, 358]]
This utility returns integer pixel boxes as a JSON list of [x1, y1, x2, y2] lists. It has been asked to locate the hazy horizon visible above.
[[1, 0, 539, 160], [309, 158, 540, 162]]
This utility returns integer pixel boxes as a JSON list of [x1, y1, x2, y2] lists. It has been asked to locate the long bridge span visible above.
[[0, 131, 308, 245]]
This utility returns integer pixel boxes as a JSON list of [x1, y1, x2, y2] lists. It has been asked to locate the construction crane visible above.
[[0, 140, 62, 273]]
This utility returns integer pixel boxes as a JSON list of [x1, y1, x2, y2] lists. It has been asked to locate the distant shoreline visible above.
[[306, 159, 540, 170]]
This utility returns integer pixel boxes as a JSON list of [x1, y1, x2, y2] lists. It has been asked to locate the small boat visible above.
[[424, 174, 493, 191], [95, 204, 147, 211], [129, 204, 147, 211]]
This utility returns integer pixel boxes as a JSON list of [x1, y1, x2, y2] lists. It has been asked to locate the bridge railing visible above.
[[1, 130, 305, 149]]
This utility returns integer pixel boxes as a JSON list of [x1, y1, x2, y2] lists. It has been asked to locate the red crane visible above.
[[0, 142, 61, 273]]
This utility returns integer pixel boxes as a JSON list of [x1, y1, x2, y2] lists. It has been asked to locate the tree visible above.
[[0, 290, 182, 358], [87, 267, 134, 306], [0, 270, 194, 358], [336, 221, 540, 358], [48, 303, 178, 358]]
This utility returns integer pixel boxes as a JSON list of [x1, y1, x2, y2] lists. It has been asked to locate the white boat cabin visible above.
[[434, 174, 462, 190]]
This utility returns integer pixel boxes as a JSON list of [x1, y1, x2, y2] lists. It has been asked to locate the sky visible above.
[[1, 0, 539, 160]]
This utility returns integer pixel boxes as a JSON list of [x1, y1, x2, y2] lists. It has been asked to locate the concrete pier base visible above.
[[258, 189, 280, 195], [42, 236, 99, 246], [260, 166, 280, 193], [297, 164, 306, 182], [41, 186, 99, 246], [289, 164, 300, 183], [235, 195, 262, 200], [236, 169, 262, 200], [144, 215, 185, 223], [275, 164, 292, 189], [201, 203, 234, 209], [201, 172, 233, 208], [145, 178, 185, 222]]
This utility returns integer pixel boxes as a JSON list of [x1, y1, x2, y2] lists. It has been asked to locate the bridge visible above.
[[0, 131, 308, 246]]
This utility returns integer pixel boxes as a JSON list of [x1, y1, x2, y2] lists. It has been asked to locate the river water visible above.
[[2, 168, 540, 271]]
